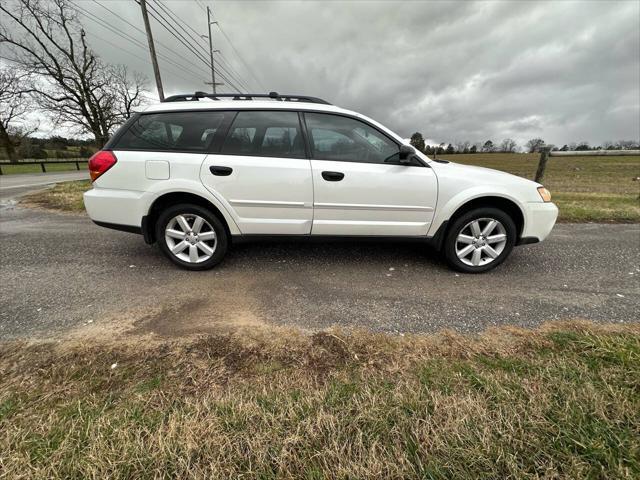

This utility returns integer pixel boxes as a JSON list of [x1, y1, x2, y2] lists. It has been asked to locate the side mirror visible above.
[[398, 145, 415, 164]]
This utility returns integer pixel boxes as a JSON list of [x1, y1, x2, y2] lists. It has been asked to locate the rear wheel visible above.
[[443, 207, 516, 273], [155, 203, 228, 270]]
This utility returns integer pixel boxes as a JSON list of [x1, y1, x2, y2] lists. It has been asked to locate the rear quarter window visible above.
[[113, 111, 226, 152]]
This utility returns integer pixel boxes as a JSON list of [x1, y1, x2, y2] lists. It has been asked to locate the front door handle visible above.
[[210, 166, 233, 176], [321, 171, 344, 182]]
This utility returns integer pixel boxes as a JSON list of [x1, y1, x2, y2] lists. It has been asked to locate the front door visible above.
[[304, 112, 437, 236], [200, 110, 313, 235]]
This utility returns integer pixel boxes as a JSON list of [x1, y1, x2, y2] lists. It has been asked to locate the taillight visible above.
[[88, 151, 117, 182]]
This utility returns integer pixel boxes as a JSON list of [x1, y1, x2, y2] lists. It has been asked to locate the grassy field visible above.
[[1, 321, 638, 479], [441, 153, 640, 222], [0, 161, 86, 175], [21, 180, 90, 212]]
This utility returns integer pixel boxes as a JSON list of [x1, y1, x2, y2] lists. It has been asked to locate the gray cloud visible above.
[[2, 0, 639, 147]]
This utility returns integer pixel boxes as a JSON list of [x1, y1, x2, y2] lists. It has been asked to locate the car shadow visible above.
[[225, 237, 447, 270]]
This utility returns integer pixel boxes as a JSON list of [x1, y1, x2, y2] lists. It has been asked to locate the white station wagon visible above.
[[84, 92, 558, 273]]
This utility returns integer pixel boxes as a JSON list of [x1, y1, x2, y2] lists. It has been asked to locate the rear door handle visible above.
[[321, 171, 344, 182], [209, 166, 233, 176]]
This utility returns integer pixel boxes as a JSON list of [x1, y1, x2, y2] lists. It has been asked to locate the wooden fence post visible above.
[[534, 149, 549, 183]]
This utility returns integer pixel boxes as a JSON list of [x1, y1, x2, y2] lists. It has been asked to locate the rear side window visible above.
[[114, 112, 225, 152], [221, 111, 305, 158]]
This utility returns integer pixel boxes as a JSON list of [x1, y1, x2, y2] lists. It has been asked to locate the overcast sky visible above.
[[3, 0, 639, 147]]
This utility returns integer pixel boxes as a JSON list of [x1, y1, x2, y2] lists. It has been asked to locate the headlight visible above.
[[537, 186, 551, 202]]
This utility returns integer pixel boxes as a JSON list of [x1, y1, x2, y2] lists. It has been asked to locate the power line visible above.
[[83, 27, 198, 86], [194, 0, 207, 15], [149, 0, 251, 92], [153, 0, 210, 53], [142, 2, 246, 93], [216, 23, 266, 91], [135, 0, 213, 67], [217, 52, 250, 90], [71, 1, 209, 83], [150, 0, 210, 58], [90, 0, 210, 77], [194, 0, 264, 91], [151, 0, 253, 92], [143, 0, 258, 93], [131, 0, 247, 92]]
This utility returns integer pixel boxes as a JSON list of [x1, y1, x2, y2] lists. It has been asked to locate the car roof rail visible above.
[[163, 91, 332, 105]]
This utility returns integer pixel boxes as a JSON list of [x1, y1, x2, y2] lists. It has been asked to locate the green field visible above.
[[1, 321, 638, 479], [441, 153, 640, 222], [0, 162, 86, 175]]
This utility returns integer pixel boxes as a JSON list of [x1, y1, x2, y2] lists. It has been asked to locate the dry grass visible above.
[[441, 153, 640, 222], [1, 321, 639, 479], [20, 180, 90, 213]]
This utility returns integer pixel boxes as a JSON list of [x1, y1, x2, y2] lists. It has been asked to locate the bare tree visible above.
[[499, 138, 517, 153], [0, 67, 39, 162], [0, 0, 147, 147], [455, 140, 471, 153], [111, 65, 145, 121]]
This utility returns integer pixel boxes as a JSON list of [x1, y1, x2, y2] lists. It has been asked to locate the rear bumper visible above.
[[520, 202, 558, 243], [84, 187, 146, 229]]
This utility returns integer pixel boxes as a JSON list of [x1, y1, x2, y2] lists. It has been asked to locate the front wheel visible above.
[[443, 207, 516, 273], [155, 204, 228, 270]]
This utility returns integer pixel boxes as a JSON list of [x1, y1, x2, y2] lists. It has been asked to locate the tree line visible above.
[[0, 0, 147, 163], [3, 135, 96, 161], [409, 133, 639, 156]]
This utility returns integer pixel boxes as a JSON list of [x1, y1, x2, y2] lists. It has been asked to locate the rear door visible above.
[[200, 110, 313, 235], [304, 112, 437, 236]]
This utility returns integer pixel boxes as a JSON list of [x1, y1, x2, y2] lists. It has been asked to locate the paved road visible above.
[[1, 204, 638, 340], [0, 171, 89, 201]]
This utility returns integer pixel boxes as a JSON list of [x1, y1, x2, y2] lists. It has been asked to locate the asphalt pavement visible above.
[[1, 201, 638, 340], [0, 171, 89, 201]]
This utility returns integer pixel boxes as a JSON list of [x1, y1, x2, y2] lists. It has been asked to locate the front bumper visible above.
[[520, 201, 558, 243]]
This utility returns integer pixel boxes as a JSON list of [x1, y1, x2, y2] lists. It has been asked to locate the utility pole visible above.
[[205, 6, 223, 94], [140, 0, 164, 101]]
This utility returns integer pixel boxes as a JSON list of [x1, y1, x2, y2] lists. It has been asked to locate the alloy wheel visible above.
[[164, 214, 217, 263], [455, 217, 508, 267]]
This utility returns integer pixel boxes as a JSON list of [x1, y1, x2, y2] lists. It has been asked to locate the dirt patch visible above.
[[65, 273, 268, 342], [132, 296, 261, 339], [20, 180, 90, 214]]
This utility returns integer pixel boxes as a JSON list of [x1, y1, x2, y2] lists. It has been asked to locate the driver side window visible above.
[[304, 113, 399, 164]]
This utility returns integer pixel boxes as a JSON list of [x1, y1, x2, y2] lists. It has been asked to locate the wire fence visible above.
[[534, 149, 640, 183], [0, 159, 88, 175]]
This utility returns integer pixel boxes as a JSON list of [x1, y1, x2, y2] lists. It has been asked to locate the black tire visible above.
[[155, 203, 228, 271], [443, 207, 516, 273]]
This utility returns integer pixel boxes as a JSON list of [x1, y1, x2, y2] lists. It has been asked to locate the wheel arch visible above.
[[143, 191, 234, 244], [431, 195, 525, 250]]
